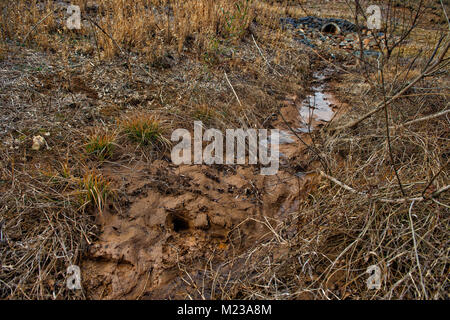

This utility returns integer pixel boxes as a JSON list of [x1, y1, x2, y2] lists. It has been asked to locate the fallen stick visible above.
[[390, 107, 450, 129], [224, 71, 242, 106], [251, 34, 282, 76], [22, 11, 55, 45], [408, 200, 428, 299], [318, 170, 365, 195], [318, 170, 449, 203]]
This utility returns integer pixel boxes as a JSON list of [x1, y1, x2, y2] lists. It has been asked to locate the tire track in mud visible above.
[[81, 68, 341, 299]]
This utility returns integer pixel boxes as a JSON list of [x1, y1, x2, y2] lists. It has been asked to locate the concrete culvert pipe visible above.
[[321, 22, 341, 34]]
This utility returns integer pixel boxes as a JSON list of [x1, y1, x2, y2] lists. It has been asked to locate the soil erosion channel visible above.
[[82, 68, 341, 299]]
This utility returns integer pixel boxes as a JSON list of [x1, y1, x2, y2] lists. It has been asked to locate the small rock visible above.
[[193, 213, 209, 229], [363, 38, 371, 49], [32, 136, 45, 151]]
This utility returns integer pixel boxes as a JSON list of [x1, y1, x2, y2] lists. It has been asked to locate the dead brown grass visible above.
[[0, 0, 309, 299], [0, 0, 257, 62], [0, 0, 448, 300]]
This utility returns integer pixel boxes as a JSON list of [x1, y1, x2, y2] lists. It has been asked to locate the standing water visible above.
[[297, 71, 335, 133]]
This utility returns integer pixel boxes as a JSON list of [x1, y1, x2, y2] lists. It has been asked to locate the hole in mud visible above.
[[172, 214, 190, 232]]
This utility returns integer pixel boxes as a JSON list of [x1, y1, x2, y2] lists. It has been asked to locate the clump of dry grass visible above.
[[79, 170, 111, 213], [191, 104, 219, 124], [120, 114, 170, 148], [84, 129, 117, 161]]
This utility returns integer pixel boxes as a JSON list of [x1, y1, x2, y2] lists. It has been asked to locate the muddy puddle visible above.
[[298, 71, 336, 133], [81, 69, 340, 299], [270, 68, 337, 159]]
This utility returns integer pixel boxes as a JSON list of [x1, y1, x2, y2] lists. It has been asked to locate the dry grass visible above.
[[0, 0, 307, 300], [179, 72, 449, 299], [120, 113, 170, 148], [215, 104, 449, 299], [0, 0, 256, 62], [0, 149, 98, 299], [0, 0, 448, 300], [84, 130, 117, 161], [78, 170, 111, 213], [169, 0, 449, 300]]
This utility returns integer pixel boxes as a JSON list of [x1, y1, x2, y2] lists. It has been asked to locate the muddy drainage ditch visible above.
[[81, 68, 341, 299]]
